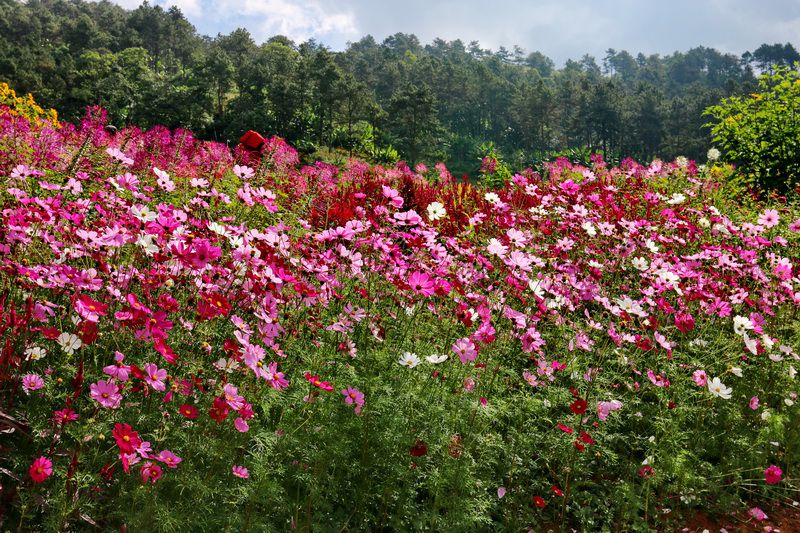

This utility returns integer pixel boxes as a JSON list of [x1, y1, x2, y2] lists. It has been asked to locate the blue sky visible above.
[[112, 0, 800, 64]]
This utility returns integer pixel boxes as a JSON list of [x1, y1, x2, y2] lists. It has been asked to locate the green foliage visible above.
[[3, 0, 794, 172], [705, 66, 800, 193]]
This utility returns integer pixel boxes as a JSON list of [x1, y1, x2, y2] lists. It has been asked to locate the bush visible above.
[[705, 66, 800, 193]]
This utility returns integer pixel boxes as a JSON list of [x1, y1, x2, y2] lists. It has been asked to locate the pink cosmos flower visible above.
[[757, 209, 779, 228], [232, 465, 250, 479], [29, 456, 53, 483], [597, 400, 623, 421], [764, 464, 782, 485], [264, 362, 289, 390], [234, 417, 250, 432], [452, 338, 477, 364], [103, 351, 131, 381], [22, 373, 44, 393], [222, 383, 246, 409], [692, 369, 708, 387], [646, 369, 670, 388], [140, 462, 163, 484], [749, 507, 768, 521], [156, 450, 182, 468], [143, 363, 167, 392], [90, 380, 122, 409], [408, 271, 435, 297], [341, 386, 365, 413], [749, 396, 759, 410]]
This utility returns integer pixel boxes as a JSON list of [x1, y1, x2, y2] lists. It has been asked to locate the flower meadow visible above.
[[0, 99, 799, 532]]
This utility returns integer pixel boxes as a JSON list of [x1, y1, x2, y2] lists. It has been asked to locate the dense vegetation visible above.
[[1, 81, 799, 532], [2, 0, 799, 174]]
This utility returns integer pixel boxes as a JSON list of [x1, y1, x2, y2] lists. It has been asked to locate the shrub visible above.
[[705, 66, 800, 193]]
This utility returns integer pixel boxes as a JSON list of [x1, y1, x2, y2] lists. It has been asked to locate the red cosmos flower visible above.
[[570, 398, 588, 415], [52, 408, 78, 425], [179, 404, 198, 419], [76, 320, 99, 345], [410, 439, 428, 457], [557, 423, 574, 434], [29, 456, 53, 483], [533, 496, 546, 508], [112, 423, 142, 455], [552, 485, 564, 497], [574, 441, 586, 452], [579, 431, 595, 445], [304, 372, 334, 392], [209, 396, 230, 423], [99, 463, 115, 482], [638, 466, 655, 478], [197, 292, 231, 321]]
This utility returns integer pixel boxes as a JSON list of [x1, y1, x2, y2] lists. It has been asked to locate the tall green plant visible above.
[[704, 66, 800, 193]]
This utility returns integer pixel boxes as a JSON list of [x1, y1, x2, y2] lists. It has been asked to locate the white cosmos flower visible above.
[[731, 367, 743, 378], [707, 377, 732, 399], [398, 352, 421, 368], [25, 346, 46, 361], [786, 398, 795, 407], [733, 315, 754, 336], [136, 233, 159, 256], [645, 239, 659, 253], [790, 366, 797, 379], [698, 217, 711, 228], [529, 279, 546, 299], [484, 192, 501, 204], [57, 333, 82, 356], [581, 222, 597, 236], [208, 221, 228, 236], [426, 354, 448, 364], [743, 333, 758, 355], [707, 148, 721, 161], [761, 409, 771, 421], [131, 205, 158, 223], [426, 202, 447, 221], [631, 257, 649, 271], [667, 193, 686, 205]]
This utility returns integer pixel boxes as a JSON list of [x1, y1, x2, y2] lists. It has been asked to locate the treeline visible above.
[[2, 0, 799, 174]]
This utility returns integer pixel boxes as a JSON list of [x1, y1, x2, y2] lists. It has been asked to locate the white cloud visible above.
[[211, 0, 358, 42]]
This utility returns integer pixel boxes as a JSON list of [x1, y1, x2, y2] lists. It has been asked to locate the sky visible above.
[[111, 0, 800, 65]]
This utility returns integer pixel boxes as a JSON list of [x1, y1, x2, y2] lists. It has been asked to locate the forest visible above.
[[1, 0, 799, 174]]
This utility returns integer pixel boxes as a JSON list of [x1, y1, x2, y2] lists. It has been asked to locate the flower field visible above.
[[1, 99, 799, 531]]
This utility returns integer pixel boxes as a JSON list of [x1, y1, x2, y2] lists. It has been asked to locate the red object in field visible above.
[[239, 130, 265, 150]]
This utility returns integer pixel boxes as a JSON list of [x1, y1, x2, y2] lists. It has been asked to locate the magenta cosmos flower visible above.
[[764, 464, 783, 485], [156, 450, 182, 469], [90, 380, 122, 409], [232, 465, 250, 479], [22, 373, 44, 393], [408, 271, 435, 297], [140, 462, 163, 484], [341, 386, 365, 412], [29, 456, 53, 483]]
